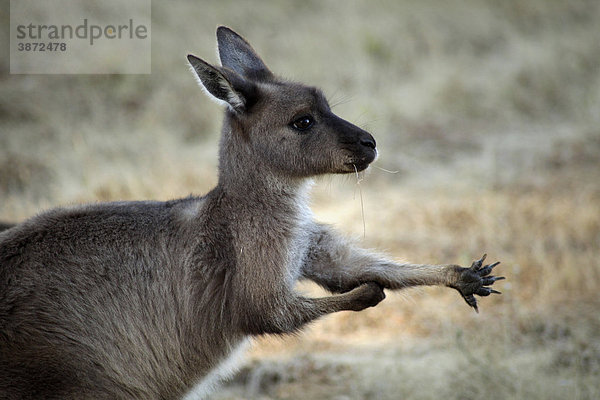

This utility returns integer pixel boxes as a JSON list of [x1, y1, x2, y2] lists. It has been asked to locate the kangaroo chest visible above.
[[231, 203, 313, 287]]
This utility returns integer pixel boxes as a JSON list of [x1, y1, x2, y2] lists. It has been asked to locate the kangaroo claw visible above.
[[452, 255, 504, 312]]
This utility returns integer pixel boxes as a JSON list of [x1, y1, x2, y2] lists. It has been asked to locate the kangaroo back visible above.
[[0, 222, 14, 232]]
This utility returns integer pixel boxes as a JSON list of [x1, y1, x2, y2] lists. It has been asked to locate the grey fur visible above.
[[0, 27, 502, 399], [0, 223, 14, 232]]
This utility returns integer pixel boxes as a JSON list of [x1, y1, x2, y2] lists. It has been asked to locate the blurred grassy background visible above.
[[1, 0, 599, 399]]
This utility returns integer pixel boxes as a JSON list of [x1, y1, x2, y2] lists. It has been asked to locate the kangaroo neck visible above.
[[215, 168, 311, 217], [216, 123, 311, 209]]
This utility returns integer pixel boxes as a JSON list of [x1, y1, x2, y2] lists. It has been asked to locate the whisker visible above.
[[373, 165, 400, 174], [359, 118, 381, 130], [330, 93, 354, 109], [353, 164, 366, 238]]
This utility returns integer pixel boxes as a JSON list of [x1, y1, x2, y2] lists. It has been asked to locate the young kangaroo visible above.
[[0, 27, 503, 399]]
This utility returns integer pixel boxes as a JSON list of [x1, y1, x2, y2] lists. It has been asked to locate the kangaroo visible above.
[[0, 27, 503, 399]]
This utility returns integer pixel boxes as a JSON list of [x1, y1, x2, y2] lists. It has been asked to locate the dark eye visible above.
[[290, 116, 314, 131]]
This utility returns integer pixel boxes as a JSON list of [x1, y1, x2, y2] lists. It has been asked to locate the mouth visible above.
[[341, 148, 377, 173], [342, 158, 373, 173]]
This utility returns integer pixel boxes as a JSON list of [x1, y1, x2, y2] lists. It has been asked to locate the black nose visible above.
[[360, 135, 376, 150]]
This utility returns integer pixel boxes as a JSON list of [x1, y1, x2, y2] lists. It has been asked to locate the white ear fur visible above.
[[218, 78, 245, 112], [187, 55, 245, 112], [187, 61, 228, 109]]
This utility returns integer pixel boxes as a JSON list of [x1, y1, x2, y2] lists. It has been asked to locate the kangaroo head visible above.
[[187, 27, 377, 180]]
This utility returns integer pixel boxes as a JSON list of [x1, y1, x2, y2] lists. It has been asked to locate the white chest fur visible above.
[[283, 182, 315, 287], [181, 338, 250, 400]]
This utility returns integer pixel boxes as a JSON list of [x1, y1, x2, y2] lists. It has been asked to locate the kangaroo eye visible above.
[[290, 116, 314, 131]]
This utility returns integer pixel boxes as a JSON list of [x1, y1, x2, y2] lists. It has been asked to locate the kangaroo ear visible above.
[[187, 54, 256, 113], [216, 26, 272, 81]]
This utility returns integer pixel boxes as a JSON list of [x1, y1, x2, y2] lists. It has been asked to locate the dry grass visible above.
[[1, 0, 599, 399]]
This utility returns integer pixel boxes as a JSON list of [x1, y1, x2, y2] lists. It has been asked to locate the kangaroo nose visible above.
[[360, 135, 376, 150]]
